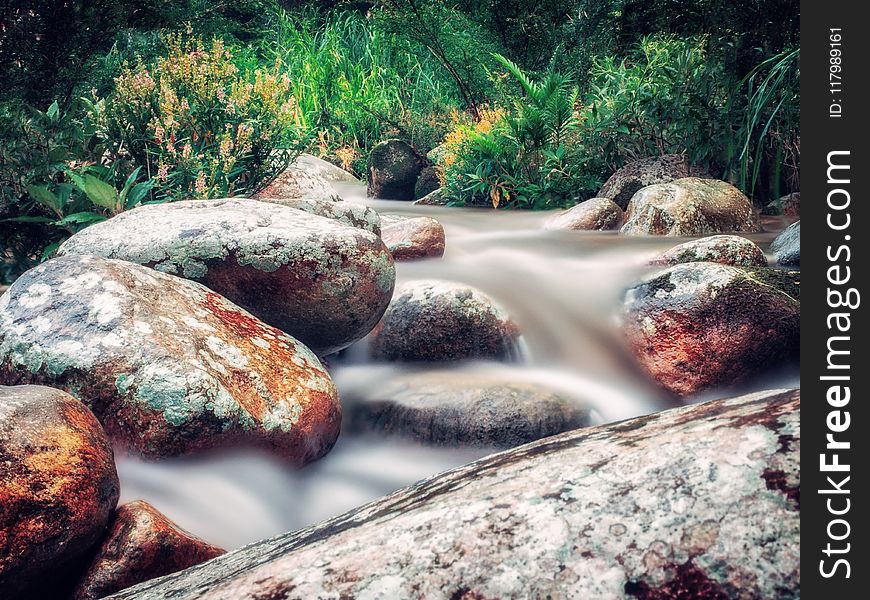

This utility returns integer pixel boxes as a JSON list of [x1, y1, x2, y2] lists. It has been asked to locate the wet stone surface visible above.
[[650, 235, 767, 267]]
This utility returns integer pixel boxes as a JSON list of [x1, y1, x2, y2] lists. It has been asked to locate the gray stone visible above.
[[254, 164, 341, 204], [379, 214, 445, 261], [350, 371, 591, 447], [367, 139, 422, 200], [771, 221, 800, 267], [598, 154, 708, 209], [0, 255, 341, 462], [370, 280, 521, 363], [109, 388, 800, 600], [544, 197, 624, 231], [414, 166, 441, 200], [255, 195, 381, 235], [621, 178, 762, 237], [413, 187, 450, 206], [650, 235, 767, 267], [292, 153, 360, 183], [58, 199, 395, 355]]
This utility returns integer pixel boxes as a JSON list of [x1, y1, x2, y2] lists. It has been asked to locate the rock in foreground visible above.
[[621, 178, 761, 236], [351, 371, 591, 447], [111, 389, 800, 600], [771, 221, 800, 267], [622, 262, 799, 396], [0, 385, 119, 599], [367, 139, 422, 200], [73, 501, 224, 600], [370, 280, 520, 362], [0, 256, 341, 462], [544, 197, 624, 231], [58, 199, 395, 355], [650, 235, 767, 267], [379, 214, 445, 261], [598, 154, 708, 209]]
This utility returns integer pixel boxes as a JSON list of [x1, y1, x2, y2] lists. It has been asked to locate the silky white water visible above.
[[117, 185, 797, 550]]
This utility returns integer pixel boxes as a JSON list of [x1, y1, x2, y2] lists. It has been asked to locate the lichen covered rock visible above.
[[622, 262, 799, 396], [771, 221, 800, 267], [253, 162, 342, 204], [379, 214, 445, 261], [255, 195, 381, 235], [367, 139, 422, 200], [544, 197, 624, 231], [0, 255, 341, 462], [110, 389, 800, 600], [72, 500, 224, 600], [351, 371, 591, 447], [598, 154, 708, 209], [0, 385, 119, 599], [414, 166, 441, 200], [292, 153, 360, 183], [650, 235, 767, 267], [370, 280, 521, 362], [58, 199, 395, 355]]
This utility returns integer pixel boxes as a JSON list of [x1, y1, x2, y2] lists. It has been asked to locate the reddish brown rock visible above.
[[73, 501, 224, 600], [650, 235, 767, 267], [621, 178, 761, 237], [544, 197, 624, 231], [0, 255, 341, 463], [0, 385, 119, 599], [379, 214, 446, 261], [622, 263, 799, 396], [57, 198, 395, 355], [370, 280, 521, 362], [598, 154, 708, 209]]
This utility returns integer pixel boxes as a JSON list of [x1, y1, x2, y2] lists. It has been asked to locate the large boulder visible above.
[[771, 221, 800, 267], [414, 166, 441, 200], [650, 235, 767, 267], [367, 139, 422, 200], [255, 195, 381, 235], [110, 389, 800, 600], [379, 214, 445, 261], [351, 371, 591, 447], [621, 177, 762, 236], [57, 199, 395, 355], [622, 262, 799, 396], [544, 197, 624, 231], [370, 280, 521, 362], [0, 255, 341, 462], [253, 162, 341, 204], [0, 385, 119, 599], [292, 153, 360, 183], [598, 154, 708, 209], [72, 501, 224, 600]]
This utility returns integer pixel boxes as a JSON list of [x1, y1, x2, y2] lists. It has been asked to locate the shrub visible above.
[[103, 34, 308, 200]]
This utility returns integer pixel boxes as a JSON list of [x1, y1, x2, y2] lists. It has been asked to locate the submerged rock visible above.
[[379, 214, 445, 261], [0, 385, 119, 599], [621, 177, 762, 236], [370, 280, 520, 363], [650, 235, 767, 267], [622, 262, 799, 396], [598, 154, 708, 209], [72, 501, 224, 600], [58, 199, 395, 355], [0, 255, 341, 462], [292, 153, 360, 183], [544, 197, 624, 231], [367, 139, 422, 200], [351, 371, 591, 447], [110, 389, 800, 600], [414, 166, 441, 200], [771, 221, 800, 267]]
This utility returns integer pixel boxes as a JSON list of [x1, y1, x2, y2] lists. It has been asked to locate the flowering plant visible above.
[[105, 34, 309, 201]]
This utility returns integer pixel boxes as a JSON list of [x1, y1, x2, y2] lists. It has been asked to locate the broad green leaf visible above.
[[54, 212, 107, 226], [46, 101, 59, 122], [26, 184, 62, 213], [81, 175, 118, 210], [1, 216, 55, 224], [125, 180, 154, 209]]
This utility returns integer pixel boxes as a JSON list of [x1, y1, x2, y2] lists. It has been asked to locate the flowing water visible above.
[[116, 184, 798, 550]]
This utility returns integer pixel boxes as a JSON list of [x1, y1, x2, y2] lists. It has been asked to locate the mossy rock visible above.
[[367, 139, 422, 200]]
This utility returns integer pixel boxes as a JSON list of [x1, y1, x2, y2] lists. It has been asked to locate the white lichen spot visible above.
[[252, 337, 271, 350], [58, 272, 101, 295], [133, 320, 154, 335], [205, 336, 249, 369], [19, 283, 52, 308]]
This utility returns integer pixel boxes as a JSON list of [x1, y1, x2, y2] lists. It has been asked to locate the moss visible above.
[[740, 267, 800, 301]]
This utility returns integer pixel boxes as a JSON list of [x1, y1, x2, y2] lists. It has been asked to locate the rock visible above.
[[544, 197, 624, 231], [0, 385, 119, 599], [351, 371, 591, 447], [598, 154, 708, 209], [413, 187, 450, 206], [367, 139, 422, 200], [72, 501, 224, 600], [771, 221, 800, 267], [426, 143, 448, 166], [255, 195, 381, 235], [58, 199, 395, 355], [379, 214, 445, 261], [620, 177, 761, 237], [0, 255, 341, 462], [293, 153, 360, 183], [650, 235, 767, 267], [109, 389, 800, 600], [622, 262, 799, 396], [414, 166, 441, 200], [763, 192, 800, 221], [253, 163, 341, 204], [371, 280, 521, 363]]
